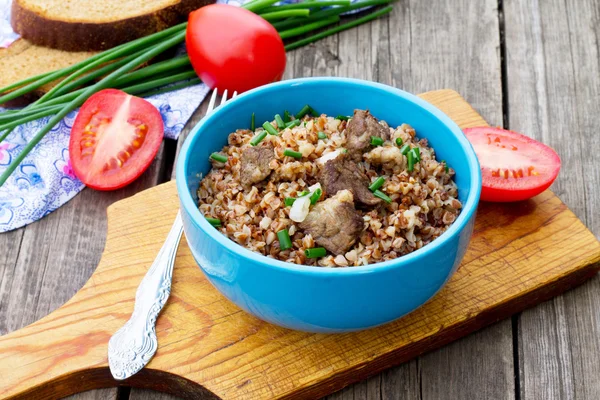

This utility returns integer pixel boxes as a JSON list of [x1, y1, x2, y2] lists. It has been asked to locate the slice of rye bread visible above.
[[0, 38, 96, 107], [11, 0, 215, 52]]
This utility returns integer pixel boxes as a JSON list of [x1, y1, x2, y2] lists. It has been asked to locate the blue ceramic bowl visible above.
[[176, 78, 481, 333]]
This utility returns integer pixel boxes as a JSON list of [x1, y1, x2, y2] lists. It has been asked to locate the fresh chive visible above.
[[260, 0, 350, 13], [373, 190, 392, 203], [137, 77, 201, 98], [244, 0, 282, 13], [309, 188, 322, 205], [399, 144, 410, 155], [284, 197, 297, 207], [206, 218, 222, 227], [318, 131, 327, 140], [263, 121, 279, 135], [407, 150, 415, 172], [305, 247, 327, 258], [251, 113, 256, 131], [275, 114, 285, 129], [277, 229, 293, 251], [296, 104, 312, 119], [210, 152, 228, 163], [284, 6, 394, 52], [285, 119, 301, 129], [283, 110, 291, 123], [368, 176, 385, 192], [396, 137, 403, 146], [284, 149, 303, 159], [250, 131, 267, 146], [442, 160, 449, 173], [260, 9, 310, 21], [370, 136, 384, 146], [273, 0, 392, 31], [411, 147, 421, 161], [336, 115, 350, 121]]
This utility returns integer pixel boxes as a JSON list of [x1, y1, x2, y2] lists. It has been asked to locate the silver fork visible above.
[[108, 89, 237, 381]]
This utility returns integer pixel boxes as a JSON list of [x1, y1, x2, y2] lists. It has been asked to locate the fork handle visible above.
[[108, 211, 183, 380]]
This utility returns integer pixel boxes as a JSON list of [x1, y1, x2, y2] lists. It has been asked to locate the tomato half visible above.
[[69, 89, 164, 191], [186, 4, 286, 94], [464, 127, 561, 202]]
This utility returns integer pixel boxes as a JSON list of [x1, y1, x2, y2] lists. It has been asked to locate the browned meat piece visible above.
[[299, 190, 364, 255], [240, 144, 274, 188], [346, 109, 390, 161], [319, 155, 380, 206]]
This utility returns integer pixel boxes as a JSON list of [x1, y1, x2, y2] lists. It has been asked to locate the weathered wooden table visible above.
[[1, 1, 599, 399]]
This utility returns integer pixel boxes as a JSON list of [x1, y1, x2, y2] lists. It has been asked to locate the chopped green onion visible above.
[[407, 151, 415, 172], [251, 113, 256, 131], [275, 114, 285, 129], [341, 148, 348, 154], [298, 190, 309, 196], [284, 197, 297, 207], [206, 218, 221, 227], [310, 188, 322, 205], [400, 144, 410, 155], [318, 131, 328, 140], [305, 247, 327, 258], [411, 147, 421, 161], [285, 119, 301, 129], [396, 137, 403, 146], [368, 176, 385, 192], [250, 131, 267, 146], [284, 149, 303, 159], [442, 160, 449, 173], [310, 106, 319, 117], [336, 115, 350, 121], [373, 190, 392, 203], [283, 110, 291, 123], [263, 121, 279, 135], [210, 152, 228, 163], [370, 136, 384, 146], [277, 229, 293, 250], [296, 104, 312, 119]]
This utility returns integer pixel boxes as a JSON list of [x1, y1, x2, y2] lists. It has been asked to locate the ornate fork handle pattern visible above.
[[108, 211, 183, 380]]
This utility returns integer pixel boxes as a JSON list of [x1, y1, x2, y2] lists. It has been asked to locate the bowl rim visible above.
[[176, 77, 481, 276]]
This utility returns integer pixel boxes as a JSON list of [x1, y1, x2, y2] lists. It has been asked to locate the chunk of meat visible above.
[[299, 190, 364, 255], [319, 155, 380, 206], [240, 145, 274, 188], [346, 109, 390, 161]]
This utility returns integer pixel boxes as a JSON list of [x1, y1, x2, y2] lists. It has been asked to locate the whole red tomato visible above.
[[186, 4, 286, 94]]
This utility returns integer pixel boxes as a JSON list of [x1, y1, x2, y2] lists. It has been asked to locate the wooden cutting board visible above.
[[1, 90, 599, 400]]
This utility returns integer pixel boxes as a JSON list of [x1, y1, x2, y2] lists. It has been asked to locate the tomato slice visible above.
[[464, 127, 561, 202], [186, 4, 286, 94], [69, 89, 163, 191]]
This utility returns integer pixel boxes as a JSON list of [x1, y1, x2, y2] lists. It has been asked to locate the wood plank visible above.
[[328, 1, 511, 399], [1, 90, 598, 400], [504, 0, 600, 398], [0, 144, 171, 400]]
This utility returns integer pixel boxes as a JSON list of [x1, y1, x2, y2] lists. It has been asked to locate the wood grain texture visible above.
[[504, 0, 600, 399], [0, 145, 171, 400], [0, 90, 598, 400]]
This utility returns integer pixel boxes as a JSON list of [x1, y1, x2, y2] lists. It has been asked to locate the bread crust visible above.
[[11, 0, 215, 51]]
